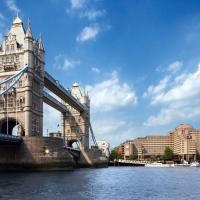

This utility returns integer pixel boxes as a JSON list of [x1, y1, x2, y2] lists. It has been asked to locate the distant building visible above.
[[49, 131, 62, 138], [116, 124, 200, 161], [97, 140, 110, 157]]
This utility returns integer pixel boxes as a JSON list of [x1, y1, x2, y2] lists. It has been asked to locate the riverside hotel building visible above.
[[115, 124, 200, 161]]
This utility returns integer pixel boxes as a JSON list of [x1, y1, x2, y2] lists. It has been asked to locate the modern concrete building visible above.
[[116, 124, 200, 161], [96, 140, 110, 158]]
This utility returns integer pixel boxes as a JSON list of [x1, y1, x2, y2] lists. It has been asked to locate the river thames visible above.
[[0, 167, 200, 200]]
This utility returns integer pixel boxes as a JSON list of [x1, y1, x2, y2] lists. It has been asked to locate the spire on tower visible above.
[[25, 17, 33, 39], [13, 13, 22, 25], [38, 32, 44, 51]]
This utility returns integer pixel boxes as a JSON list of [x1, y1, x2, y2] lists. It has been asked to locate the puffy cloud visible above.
[[80, 9, 106, 20], [53, 54, 80, 71], [4, 0, 20, 13], [91, 67, 100, 74], [70, 0, 87, 10], [143, 76, 171, 102], [167, 60, 183, 73], [76, 25, 100, 42], [92, 119, 126, 136], [86, 71, 137, 112], [144, 63, 200, 126]]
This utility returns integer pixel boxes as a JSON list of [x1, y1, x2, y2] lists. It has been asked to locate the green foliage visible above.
[[163, 147, 174, 160], [128, 155, 137, 160], [110, 149, 123, 160]]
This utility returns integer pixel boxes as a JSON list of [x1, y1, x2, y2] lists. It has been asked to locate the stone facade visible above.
[[61, 83, 90, 150], [0, 17, 44, 136], [0, 137, 73, 170]]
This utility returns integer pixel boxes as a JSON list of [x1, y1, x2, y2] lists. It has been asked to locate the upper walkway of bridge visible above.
[[44, 71, 86, 113]]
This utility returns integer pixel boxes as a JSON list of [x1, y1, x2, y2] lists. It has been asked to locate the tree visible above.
[[110, 149, 123, 160], [128, 155, 137, 160], [163, 147, 174, 160]]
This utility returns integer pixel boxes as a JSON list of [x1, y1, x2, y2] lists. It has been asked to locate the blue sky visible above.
[[1, 0, 200, 147]]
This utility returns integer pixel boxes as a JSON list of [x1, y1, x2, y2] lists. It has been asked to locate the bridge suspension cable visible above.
[[89, 121, 97, 146], [0, 65, 28, 97]]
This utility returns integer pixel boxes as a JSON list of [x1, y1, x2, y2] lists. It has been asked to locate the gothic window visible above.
[[18, 80, 22, 87], [7, 98, 13, 108], [11, 44, 14, 51], [36, 119, 39, 133], [0, 99, 4, 109], [32, 118, 36, 132], [15, 55, 19, 62], [6, 45, 9, 51], [11, 56, 14, 63], [6, 56, 9, 63]]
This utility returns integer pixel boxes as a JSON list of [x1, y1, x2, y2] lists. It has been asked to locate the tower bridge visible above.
[[0, 16, 106, 170]]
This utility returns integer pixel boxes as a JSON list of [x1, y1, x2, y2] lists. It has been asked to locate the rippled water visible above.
[[0, 167, 200, 200]]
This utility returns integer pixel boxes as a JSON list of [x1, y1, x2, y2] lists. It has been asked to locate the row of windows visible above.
[[32, 118, 39, 133], [0, 97, 24, 109], [6, 44, 15, 51], [0, 55, 19, 64]]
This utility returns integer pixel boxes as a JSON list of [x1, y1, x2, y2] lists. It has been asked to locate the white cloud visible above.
[[143, 76, 171, 102], [54, 54, 80, 71], [70, 0, 87, 10], [91, 67, 100, 74], [76, 25, 100, 42], [93, 119, 126, 135], [144, 63, 200, 126], [80, 9, 106, 20], [4, 0, 20, 13], [86, 71, 137, 112], [43, 104, 60, 135], [167, 60, 183, 73]]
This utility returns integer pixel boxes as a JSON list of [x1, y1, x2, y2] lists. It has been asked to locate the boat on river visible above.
[[190, 161, 200, 167], [145, 162, 174, 167]]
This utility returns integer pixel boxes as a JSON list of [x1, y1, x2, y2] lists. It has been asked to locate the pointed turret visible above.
[[13, 12, 23, 25], [9, 14, 25, 45], [25, 18, 33, 39], [38, 32, 44, 51]]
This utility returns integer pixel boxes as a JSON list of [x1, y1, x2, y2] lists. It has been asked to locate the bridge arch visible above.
[[0, 117, 25, 136], [67, 139, 80, 149]]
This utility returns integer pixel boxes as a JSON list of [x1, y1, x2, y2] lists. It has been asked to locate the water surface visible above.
[[0, 167, 199, 200]]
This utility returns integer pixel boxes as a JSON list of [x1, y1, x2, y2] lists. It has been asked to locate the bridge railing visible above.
[[0, 133, 22, 143]]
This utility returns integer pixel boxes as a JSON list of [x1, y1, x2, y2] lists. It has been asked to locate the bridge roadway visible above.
[[0, 133, 22, 144], [44, 71, 85, 113]]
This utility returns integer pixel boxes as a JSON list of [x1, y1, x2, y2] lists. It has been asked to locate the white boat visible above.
[[190, 161, 200, 167], [145, 162, 173, 167]]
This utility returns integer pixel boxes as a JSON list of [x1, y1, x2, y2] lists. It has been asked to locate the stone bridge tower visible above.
[[61, 83, 90, 150], [0, 16, 44, 136]]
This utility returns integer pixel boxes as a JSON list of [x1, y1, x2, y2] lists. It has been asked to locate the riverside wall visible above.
[[0, 136, 73, 171], [0, 137, 108, 171]]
